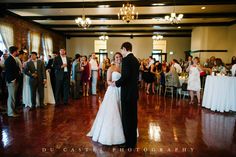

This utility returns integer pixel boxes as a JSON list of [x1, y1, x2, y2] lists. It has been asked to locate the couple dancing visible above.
[[87, 42, 140, 148]]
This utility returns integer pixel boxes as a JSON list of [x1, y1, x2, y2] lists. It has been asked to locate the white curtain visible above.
[[0, 24, 14, 50], [42, 34, 53, 61], [29, 31, 40, 53]]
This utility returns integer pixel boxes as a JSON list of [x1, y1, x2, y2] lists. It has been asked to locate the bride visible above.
[[87, 52, 125, 145]]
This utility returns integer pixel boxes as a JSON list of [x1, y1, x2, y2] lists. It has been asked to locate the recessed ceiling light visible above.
[[201, 7, 206, 10], [153, 26, 160, 28], [98, 5, 110, 8], [152, 3, 165, 6], [178, 26, 181, 29]]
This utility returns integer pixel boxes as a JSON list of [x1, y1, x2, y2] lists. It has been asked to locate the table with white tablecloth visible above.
[[202, 75, 236, 112]]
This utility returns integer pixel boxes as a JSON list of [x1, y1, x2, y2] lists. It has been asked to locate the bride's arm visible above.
[[107, 67, 113, 86]]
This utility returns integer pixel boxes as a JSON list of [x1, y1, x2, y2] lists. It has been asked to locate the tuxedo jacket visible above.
[[53, 55, 71, 80], [4, 55, 20, 83], [24, 60, 46, 82], [116, 53, 140, 102]]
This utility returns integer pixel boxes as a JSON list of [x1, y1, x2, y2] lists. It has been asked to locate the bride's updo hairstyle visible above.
[[112, 52, 123, 64]]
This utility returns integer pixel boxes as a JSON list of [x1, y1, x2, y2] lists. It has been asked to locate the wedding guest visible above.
[[231, 56, 236, 65], [89, 53, 99, 95], [187, 57, 202, 105], [165, 66, 180, 88], [4, 46, 20, 117], [81, 56, 91, 97], [53, 49, 71, 105], [15, 50, 24, 109], [46, 51, 57, 94], [172, 59, 182, 74], [231, 62, 236, 76], [24, 52, 46, 110], [72, 54, 82, 99], [212, 58, 227, 74]]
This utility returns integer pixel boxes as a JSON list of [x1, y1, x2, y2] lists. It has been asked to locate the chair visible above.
[[181, 82, 189, 99], [164, 74, 175, 97]]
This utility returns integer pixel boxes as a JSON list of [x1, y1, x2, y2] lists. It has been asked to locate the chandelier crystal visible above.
[[152, 35, 163, 40], [75, 15, 91, 29], [118, 3, 138, 23], [99, 35, 109, 40], [164, 12, 183, 24]]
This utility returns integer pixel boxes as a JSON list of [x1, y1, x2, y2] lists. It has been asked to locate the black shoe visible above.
[[29, 107, 36, 111], [40, 105, 46, 109]]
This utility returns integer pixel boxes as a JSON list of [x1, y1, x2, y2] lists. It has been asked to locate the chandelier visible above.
[[164, 13, 183, 24], [75, 0, 91, 29], [152, 35, 163, 40], [118, 3, 138, 23], [99, 35, 109, 40], [75, 15, 91, 29]]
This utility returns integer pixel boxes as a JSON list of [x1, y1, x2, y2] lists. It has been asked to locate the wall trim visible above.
[[190, 50, 228, 53]]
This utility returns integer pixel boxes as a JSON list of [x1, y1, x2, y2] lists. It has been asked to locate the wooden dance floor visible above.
[[0, 91, 236, 157]]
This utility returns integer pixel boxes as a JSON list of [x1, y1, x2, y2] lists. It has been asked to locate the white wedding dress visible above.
[[87, 71, 125, 145], [22, 69, 55, 107]]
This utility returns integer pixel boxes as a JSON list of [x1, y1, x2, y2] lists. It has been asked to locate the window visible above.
[[94, 40, 107, 53], [42, 34, 53, 61], [28, 31, 40, 53], [0, 24, 14, 50], [0, 33, 6, 51], [153, 39, 167, 62], [152, 49, 167, 62]]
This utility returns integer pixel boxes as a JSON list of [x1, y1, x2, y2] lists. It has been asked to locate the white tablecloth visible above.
[[202, 76, 236, 112]]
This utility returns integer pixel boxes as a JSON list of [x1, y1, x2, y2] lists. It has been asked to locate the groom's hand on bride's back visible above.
[[111, 81, 116, 87]]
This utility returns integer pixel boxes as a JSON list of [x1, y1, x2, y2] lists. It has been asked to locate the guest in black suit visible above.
[[53, 49, 71, 105], [24, 52, 46, 109], [114, 42, 140, 148], [4, 46, 20, 117], [46, 53, 56, 94]]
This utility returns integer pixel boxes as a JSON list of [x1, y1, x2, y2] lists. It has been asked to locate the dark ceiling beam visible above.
[[66, 34, 192, 38], [1, 0, 236, 9], [25, 13, 236, 20], [46, 22, 233, 28], [60, 29, 192, 33]]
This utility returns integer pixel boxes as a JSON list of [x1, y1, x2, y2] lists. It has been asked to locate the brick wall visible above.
[[0, 13, 65, 53]]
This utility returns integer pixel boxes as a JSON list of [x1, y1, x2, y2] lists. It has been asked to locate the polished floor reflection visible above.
[[0, 91, 236, 157]]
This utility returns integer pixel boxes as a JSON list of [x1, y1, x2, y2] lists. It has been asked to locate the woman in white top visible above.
[[187, 57, 202, 105]]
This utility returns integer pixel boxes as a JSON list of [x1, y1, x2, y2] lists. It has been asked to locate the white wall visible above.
[[66, 37, 191, 62], [191, 25, 236, 63]]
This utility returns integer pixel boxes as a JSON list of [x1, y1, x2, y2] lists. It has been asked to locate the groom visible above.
[[113, 42, 140, 148]]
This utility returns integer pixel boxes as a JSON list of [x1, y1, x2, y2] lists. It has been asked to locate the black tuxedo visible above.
[[4, 55, 20, 83], [53, 55, 71, 104], [115, 53, 140, 148]]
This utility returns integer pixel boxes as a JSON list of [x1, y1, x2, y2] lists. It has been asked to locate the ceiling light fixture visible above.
[[99, 35, 109, 40], [164, 0, 183, 24], [152, 34, 163, 40], [152, 3, 165, 6], [98, 5, 110, 8], [201, 6, 206, 10], [75, 0, 91, 29], [118, 3, 138, 23]]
